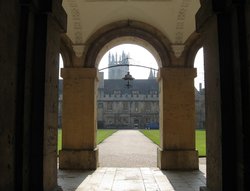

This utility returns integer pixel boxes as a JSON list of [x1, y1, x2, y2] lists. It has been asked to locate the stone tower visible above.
[[108, 51, 130, 79]]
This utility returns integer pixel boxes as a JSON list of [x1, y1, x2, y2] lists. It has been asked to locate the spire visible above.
[[111, 54, 115, 65], [108, 52, 111, 66], [119, 55, 122, 64], [148, 69, 155, 79]]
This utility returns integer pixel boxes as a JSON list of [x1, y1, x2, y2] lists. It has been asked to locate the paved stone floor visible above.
[[58, 130, 206, 191]]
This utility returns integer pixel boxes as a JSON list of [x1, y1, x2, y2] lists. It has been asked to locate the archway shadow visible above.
[[161, 157, 206, 190], [58, 169, 95, 191]]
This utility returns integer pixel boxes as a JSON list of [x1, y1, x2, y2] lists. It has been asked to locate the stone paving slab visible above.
[[58, 166, 206, 191]]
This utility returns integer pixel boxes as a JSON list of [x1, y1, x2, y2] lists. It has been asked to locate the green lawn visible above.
[[57, 129, 117, 152], [195, 129, 206, 156], [97, 129, 117, 144], [139, 130, 160, 146], [58, 129, 206, 157], [140, 129, 206, 157], [58, 129, 62, 151]]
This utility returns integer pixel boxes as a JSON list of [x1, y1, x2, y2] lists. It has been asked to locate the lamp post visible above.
[[122, 71, 134, 128], [122, 71, 134, 89]]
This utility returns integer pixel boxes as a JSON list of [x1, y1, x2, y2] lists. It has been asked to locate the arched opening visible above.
[[58, 53, 64, 154], [193, 48, 206, 184], [96, 43, 159, 167], [59, 20, 199, 173], [194, 48, 206, 158]]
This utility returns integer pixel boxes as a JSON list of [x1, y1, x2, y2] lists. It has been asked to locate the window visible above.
[[135, 102, 139, 112], [107, 102, 113, 111], [145, 102, 151, 112], [132, 90, 139, 97], [114, 90, 121, 97], [123, 117, 128, 124], [98, 103, 103, 108], [123, 102, 129, 111], [108, 118, 113, 124]]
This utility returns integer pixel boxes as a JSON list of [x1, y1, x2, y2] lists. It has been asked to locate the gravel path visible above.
[[98, 130, 158, 167]]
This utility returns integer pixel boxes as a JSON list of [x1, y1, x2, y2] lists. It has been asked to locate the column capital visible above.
[[158, 67, 197, 80], [61, 68, 98, 80]]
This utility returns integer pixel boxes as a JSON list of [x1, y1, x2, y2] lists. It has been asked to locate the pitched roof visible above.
[[102, 79, 158, 94]]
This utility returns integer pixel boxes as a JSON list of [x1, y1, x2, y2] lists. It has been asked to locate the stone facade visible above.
[[195, 86, 205, 129], [59, 78, 205, 130], [97, 75, 159, 129]]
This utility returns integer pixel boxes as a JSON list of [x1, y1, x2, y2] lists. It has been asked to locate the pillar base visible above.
[[200, 187, 209, 191], [157, 148, 198, 170], [59, 148, 98, 170], [53, 186, 63, 191]]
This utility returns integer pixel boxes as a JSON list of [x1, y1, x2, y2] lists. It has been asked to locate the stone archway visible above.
[[59, 20, 199, 170], [82, 20, 172, 68], [1, 1, 250, 191]]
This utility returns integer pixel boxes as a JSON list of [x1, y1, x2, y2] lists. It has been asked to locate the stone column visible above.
[[59, 68, 98, 170], [157, 68, 198, 170], [0, 0, 66, 190], [0, 1, 19, 190], [196, 1, 250, 190]]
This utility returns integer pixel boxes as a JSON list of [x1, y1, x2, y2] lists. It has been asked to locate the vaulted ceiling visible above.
[[62, 0, 200, 46]]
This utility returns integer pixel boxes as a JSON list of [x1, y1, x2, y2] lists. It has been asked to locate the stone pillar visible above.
[[157, 68, 198, 170], [196, 1, 250, 191], [59, 68, 98, 170], [0, 0, 66, 191], [197, 15, 223, 191], [0, 1, 19, 190]]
